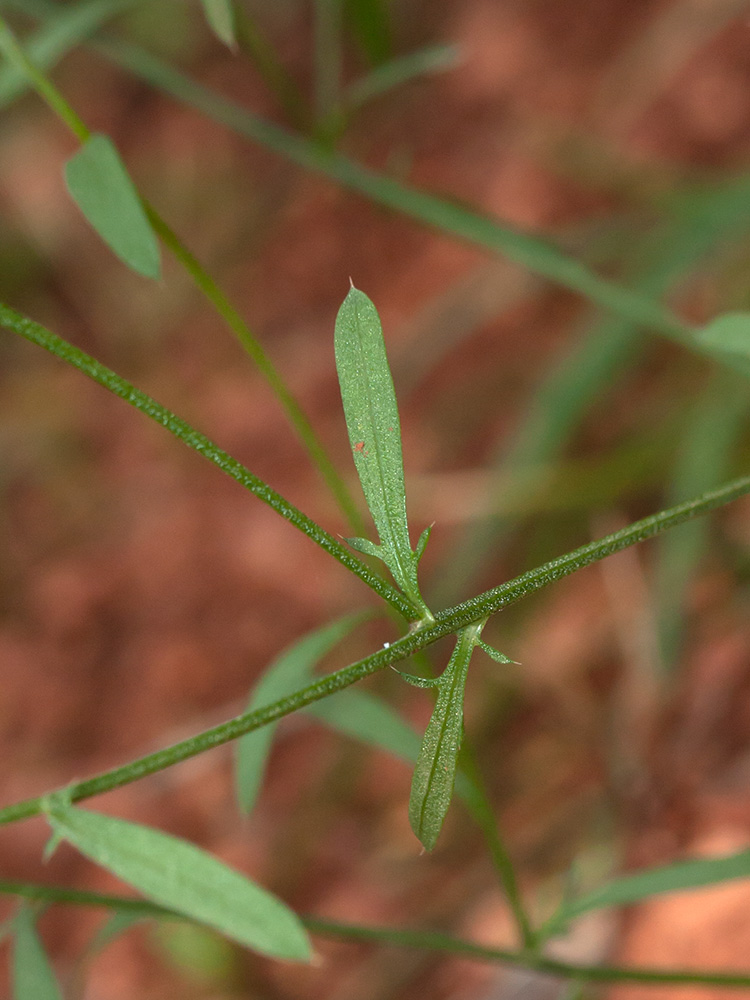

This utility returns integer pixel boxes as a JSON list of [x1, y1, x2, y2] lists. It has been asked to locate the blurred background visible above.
[[3, 0, 750, 997]]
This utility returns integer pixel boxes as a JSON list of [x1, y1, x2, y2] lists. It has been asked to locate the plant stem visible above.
[[0, 302, 414, 618], [0, 13, 363, 533], [458, 741, 536, 950], [2, 881, 750, 988], [1, 450, 749, 826]]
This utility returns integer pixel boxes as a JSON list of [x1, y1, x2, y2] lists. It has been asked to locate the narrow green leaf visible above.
[[44, 804, 311, 962], [476, 639, 517, 665], [409, 624, 482, 850], [345, 535, 383, 559], [235, 613, 364, 813], [335, 285, 429, 617], [64, 133, 160, 279], [201, 0, 237, 50], [696, 312, 750, 377], [306, 688, 422, 763], [545, 848, 750, 938], [12, 907, 63, 1000]]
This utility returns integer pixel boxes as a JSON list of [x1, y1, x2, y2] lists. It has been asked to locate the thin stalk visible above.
[[0, 14, 363, 532], [458, 742, 536, 950], [2, 882, 750, 988], [313, 0, 342, 125], [146, 209, 364, 533], [0, 442, 749, 825], [0, 302, 413, 618]]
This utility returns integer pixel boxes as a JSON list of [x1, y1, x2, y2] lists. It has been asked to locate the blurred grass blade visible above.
[[345, 44, 460, 110], [235, 613, 365, 813], [44, 803, 312, 962], [96, 40, 689, 341], [12, 907, 63, 1000], [345, 0, 391, 65], [696, 312, 750, 376], [655, 370, 750, 668], [544, 847, 750, 938], [314, 0, 342, 125], [435, 173, 750, 604], [409, 624, 481, 850], [64, 133, 160, 278], [307, 688, 423, 762], [201, 0, 237, 50], [0, 0, 138, 109], [335, 286, 430, 617]]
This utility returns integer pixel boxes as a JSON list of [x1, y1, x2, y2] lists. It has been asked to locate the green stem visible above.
[[145, 208, 364, 533], [0, 13, 363, 533], [458, 741, 536, 950], [0, 443, 749, 825], [2, 881, 750, 988], [0, 302, 414, 619]]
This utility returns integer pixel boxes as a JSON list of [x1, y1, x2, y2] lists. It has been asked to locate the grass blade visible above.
[[0, 0, 138, 109], [697, 312, 750, 376], [335, 285, 431, 618], [64, 133, 161, 278], [235, 613, 364, 813], [44, 803, 312, 962], [12, 908, 63, 1000], [201, 0, 237, 50], [345, 43, 460, 110], [409, 623, 482, 850], [543, 848, 750, 938]]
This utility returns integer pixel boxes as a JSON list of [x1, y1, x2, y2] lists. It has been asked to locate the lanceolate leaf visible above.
[[235, 613, 365, 814], [64, 133, 160, 279], [409, 623, 482, 851], [334, 285, 430, 618], [44, 804, 311, 962], [476, 639, 517, 664], [12, 907, 63, 1000]]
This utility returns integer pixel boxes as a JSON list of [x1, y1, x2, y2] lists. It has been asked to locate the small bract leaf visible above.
[[409, 623, 482, 850], [235, 613, 364, 813], [44, 804, 311, 962], [64, 133, 160, 279], [334, 285, 430, 617], [345, 535, 383, 559], [415, 523, 433, 563], [390, 664, 443, 688], [201, 0, 237, 50], [696, 313, 750, 377], [476, 639, 517, 664], [12, 907, 63, 1000]]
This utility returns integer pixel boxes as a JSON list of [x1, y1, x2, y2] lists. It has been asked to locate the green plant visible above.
[[3, 3, 750, 997]]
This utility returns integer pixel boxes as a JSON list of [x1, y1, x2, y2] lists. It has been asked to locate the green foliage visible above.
[[64, 133, 161, 278], [4, 3, 750, 993], [44, 801, 312, 962], [335, 285, 432, 620], [11, 908, 63, 1000]]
